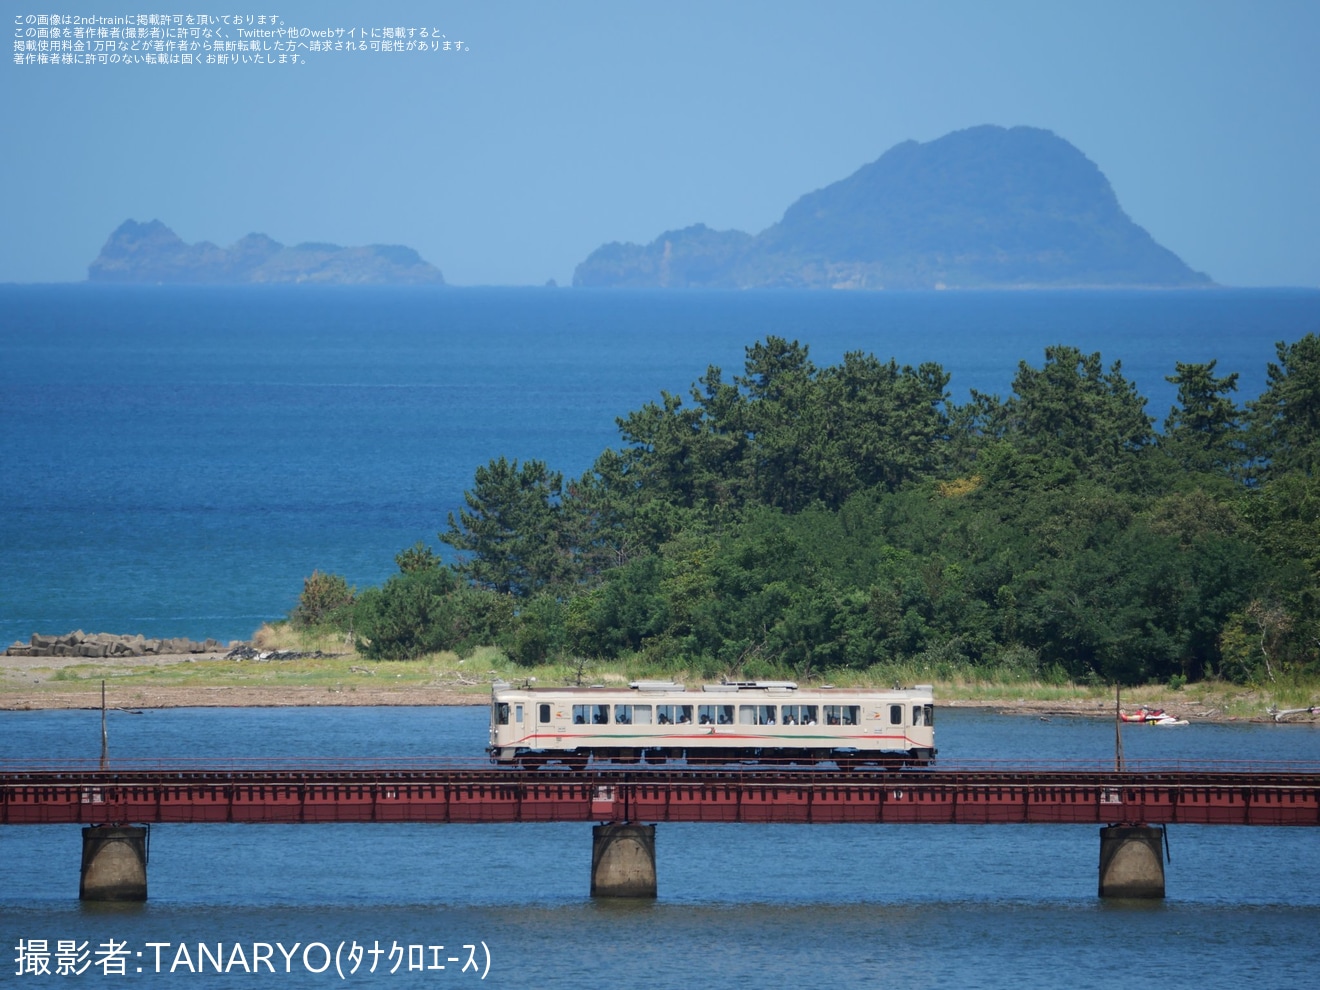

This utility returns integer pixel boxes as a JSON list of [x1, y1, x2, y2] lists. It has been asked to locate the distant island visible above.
[[573, 125, 1211, 290], [88, 220, 445, 285]]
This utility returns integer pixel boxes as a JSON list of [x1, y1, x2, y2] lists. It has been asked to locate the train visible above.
[[488, 679, 936, 769]]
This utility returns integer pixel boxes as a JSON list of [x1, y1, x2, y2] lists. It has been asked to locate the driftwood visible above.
[[1267, 705, 1320, 723]]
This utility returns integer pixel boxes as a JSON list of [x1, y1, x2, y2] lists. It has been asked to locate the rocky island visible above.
[[88, 220, 445, 285], [573, 125, 1211, 290]]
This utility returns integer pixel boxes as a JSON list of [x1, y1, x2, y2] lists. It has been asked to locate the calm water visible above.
[[1, 707, 1318, 987], [2, 284, 1319, 647]]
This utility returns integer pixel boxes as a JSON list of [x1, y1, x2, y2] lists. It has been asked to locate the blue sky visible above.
[[5, 0, 1318, 286]]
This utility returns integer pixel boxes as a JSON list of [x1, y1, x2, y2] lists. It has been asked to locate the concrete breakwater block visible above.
[[7, 631, 239, 657]]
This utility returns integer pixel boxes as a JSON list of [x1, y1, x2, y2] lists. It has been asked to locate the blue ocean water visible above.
[[1, 707, 1318, 987], [2, 285, 1319, 646]]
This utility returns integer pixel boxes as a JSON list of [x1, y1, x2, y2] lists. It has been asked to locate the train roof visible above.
[[491, 680, 934, 697]]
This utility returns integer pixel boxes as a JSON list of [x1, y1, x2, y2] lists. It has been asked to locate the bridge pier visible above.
[[80, 826, 148, 901], [591, 824, 657, 898], [1098, 825, 1164, 898]]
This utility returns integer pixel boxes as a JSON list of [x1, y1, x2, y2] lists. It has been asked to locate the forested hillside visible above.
[[303, 334, 1320, 687]]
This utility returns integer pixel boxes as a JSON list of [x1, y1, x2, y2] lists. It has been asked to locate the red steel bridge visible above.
[[4, 759, 1320, 827]]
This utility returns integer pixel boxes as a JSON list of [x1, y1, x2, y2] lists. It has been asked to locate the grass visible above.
[[11, 621, 1317, 719]]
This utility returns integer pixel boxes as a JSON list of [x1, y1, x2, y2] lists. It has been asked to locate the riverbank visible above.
[[2, 646, 1311, 723], [0, 648, 486, 711]]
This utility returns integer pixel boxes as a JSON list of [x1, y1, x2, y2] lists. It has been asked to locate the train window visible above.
[[632, 704, 653, 725], [698, 704, 734, 725], [572, 704, 610, 725], [539, 704, 551, 724], [739, 705, 776, 725], [827, 705, 860, 726], [496, 702, 510, 726], [614, 704, 634, 724], [912, 705, 925, 726], [656, 704, 692, 725], [515, 704, 523, 723], [889, 705, 904, 725], [781, 705, 817, 725], [924, 704, 934, 726]]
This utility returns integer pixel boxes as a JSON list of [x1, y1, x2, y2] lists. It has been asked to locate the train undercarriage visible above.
[[494, 746, 936, 771]]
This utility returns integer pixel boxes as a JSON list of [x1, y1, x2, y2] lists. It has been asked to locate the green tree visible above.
[[810, 352, 951, 503], [612, 365, 749, 521], [1233, 473, 1320, 676], [987, 346, 1155, 486], [565, 554, 670, 659], [1248, 333, 1320, 479], [395, 542, 440, 573], [735, 338, 819, 511], [1161, 360, 1244, 477], [441, 457, 570, 596], [508, 594, 567, 667]]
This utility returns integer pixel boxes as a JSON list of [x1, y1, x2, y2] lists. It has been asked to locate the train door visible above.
[[491, 700, 509, 750], [911, 703, 934, 751], [538, 702, 568, 743]]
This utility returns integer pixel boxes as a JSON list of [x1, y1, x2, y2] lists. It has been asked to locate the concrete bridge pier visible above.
[[80, 826, 148, 901], [591, 824, 657, 898], [1098, 825, 1164, 898]]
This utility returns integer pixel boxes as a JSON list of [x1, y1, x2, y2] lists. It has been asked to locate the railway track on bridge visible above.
[[4, 760, 1319, 827]]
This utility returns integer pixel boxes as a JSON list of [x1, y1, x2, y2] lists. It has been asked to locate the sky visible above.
[[5, 0, 1319, 287]]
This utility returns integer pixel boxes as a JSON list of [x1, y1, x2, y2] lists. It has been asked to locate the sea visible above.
[[1, 707, 1319, 987], [3, 285, 1320, 987], [2, 284, 1319, 649]]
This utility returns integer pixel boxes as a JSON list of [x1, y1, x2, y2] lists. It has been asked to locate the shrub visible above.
[[291, 571, 356, 629], [353, 568, 459, 660], [508, 594, 565, 667]]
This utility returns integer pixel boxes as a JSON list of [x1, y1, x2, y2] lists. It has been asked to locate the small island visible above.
[[88, 220, 445, 286], [573, 125, 1211, 290]]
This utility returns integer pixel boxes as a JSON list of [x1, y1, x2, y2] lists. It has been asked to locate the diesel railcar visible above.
[[488, 679, 935, 769]]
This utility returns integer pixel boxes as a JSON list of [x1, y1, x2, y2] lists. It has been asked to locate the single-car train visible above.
[[488, 679, 935, 769]]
